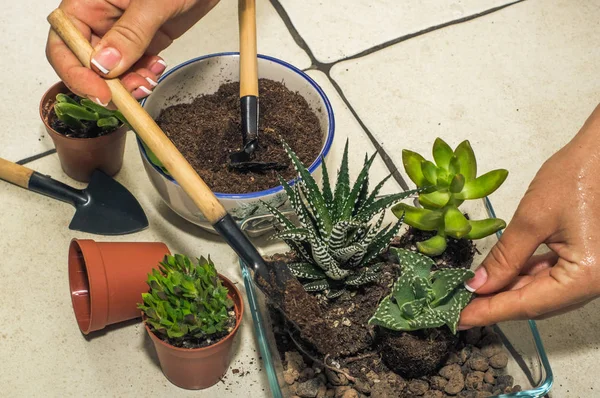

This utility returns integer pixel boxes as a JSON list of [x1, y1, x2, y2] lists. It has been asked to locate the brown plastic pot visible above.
[[40, 81, 128, 182], [145, 275, 244, 390], [68, 238, 170, 334]]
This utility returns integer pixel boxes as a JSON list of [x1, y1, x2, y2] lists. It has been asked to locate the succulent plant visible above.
[[393, 138, 508, 256], [264, 140, 418, 299], [138, 254, 235, 343], [368, 248, 474, 334], [54, 93, 128, 131]]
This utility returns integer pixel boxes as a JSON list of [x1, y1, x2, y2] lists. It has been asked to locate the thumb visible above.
[[465, 210, 546, 295], [90, 1, 173, 78]]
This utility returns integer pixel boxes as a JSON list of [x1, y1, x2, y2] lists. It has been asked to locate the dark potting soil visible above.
[[155, 79, 324, 194], [149, 312, 237, 349], [44, 94, 120, 139]]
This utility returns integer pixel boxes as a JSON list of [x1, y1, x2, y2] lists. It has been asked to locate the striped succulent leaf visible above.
[[287, 262, 327, 280], [368, 248, 474, 334], [265, 140, 416, 299]]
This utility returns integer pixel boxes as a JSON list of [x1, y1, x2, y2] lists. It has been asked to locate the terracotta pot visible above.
[[68, 239, 170, 334], [40, 81, 128, 182], [145, 275, 244, 390]]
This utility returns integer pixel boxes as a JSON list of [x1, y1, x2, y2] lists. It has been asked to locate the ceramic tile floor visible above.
[[1, 0, 599, 396]]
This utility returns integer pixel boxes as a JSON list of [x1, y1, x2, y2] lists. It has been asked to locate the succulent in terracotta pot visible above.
[[139, 254, 243, 390], [40, 81, 129, 182]]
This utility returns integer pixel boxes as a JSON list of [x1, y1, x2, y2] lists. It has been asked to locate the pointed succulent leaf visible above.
[[272, 228, 311, 242], [54, 102, 98, 121], [303, 279, 329, 292], [356, 188, 420, 222], [435, 289, 473, 334], [443, 207, 472, 239], [345, 263, 383, 286], [431, 268, 475, 305], [360, 220, 402, 267], [328, 220, 365, 250], [320, 156, 334, 210], [421, 161, 439, 185], [360, 174, 392, 212], [389, 268, 417, 306], [448, 156, 460, 175], [436, 168, 451, 187], [261, 199, 296, 230], [341, 152, 376, 219], [393, 203, 441, 231], [412, 277, 433, 300], [402, 149, 428, 187], [419, 190, 451, 209], [449, 174, 466, 193], [285, 240, 314, 263], [464, 218, 506, 239], [401, 297, 428, 318], [394, 248, 435, 279], [332, 244, 365, 263], [360, 211, 386, 247], [407, 311, 445, 331], [323, 263, 351, 281], [416, 234, 448, 256], [454, 140, 477, 181], [455, 169, 509, 200], [333, 140, 351, 220], [354, 154, 372, 214], [432, 138, 454, 169], [326, 289, 346, 299], [368, 296, 411, 330], [287, 262, 327, 280]]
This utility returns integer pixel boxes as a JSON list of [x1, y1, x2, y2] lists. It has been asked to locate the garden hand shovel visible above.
[[48, 8, 320, 329], [228, 0, 286, 173], [0, 157, 148, 235]]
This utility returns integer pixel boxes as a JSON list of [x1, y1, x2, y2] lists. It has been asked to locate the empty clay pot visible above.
[[145, 275, 244, 390], [68, 239, 170, 334], [40, 81, 128, 182]]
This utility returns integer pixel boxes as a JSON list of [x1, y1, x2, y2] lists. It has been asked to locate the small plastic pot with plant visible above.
[[40, 81, 129, 182], [251, 138, 523, 397], [139, 253, 243, 390]]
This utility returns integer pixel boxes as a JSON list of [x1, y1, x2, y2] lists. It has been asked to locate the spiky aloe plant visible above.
[[393, 138, 508, 256], [368, 248, 474, 334], [264, 140, 418, 299], [138, 254, 235, 344]]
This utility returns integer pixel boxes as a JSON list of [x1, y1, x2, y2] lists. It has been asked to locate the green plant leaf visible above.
[[333, 140, 351, 220], [54, 102, 98, 121], [416, 234, 447, 256], [320, 156, 334, 211], [454, 140, 477, 181], [97, 116, 119, 128], [55, 107, 84, 129], [287, 262, 327, 280], [431, 268, 475, 305], [341, 153, 376, 219], [56, 93, 78, 104], [356, 188, 420, 222], [449, 174, 465, 193], [394, 248, 434, 279], [419, 190, 450, 208], [435, 289, 472, 334], [464, 218, 506, 239], [421, 161, 438, 185], [368, 296, 411, 330], [432, 138, 454, 169], [455, 169, 508, 200], [303, 279, 329, 292], [402, 149, 427, 187], [80, 98, 115, 117], [401, 297, 428, 318], [443, 207, 471, 238], [392, 203, 441, 231]]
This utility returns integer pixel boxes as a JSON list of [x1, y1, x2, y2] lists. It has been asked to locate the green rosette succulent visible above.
[[138, 254, 234, 342], [54, 93, 128, 130], [393, 138, 508, 256], [264, 140, 419, 299], [368, 248, 474, 334]]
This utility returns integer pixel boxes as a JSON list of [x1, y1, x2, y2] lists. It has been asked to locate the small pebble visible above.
[[444, 373, 465, 395], [365, 370, 380, 384], [430, 375, 448, 390], [512, 385, 522, 392], [445, 352, 462, 365], [341, 389, 359, 398], [300, 368, 315, 382], [295, 378, 322, 398], [480, 343, 503, 358], [482, 383, 494, 392], [325, 390, 335, 398], [483, 369, 496, 384], [354, 379, 371, 394], [463, 328, 482, 345], [316, 385, 327, 398], [408, 379, 429, 395], [284, 368, 300, 385], [439, 364, 462, 380], [286, 351, 306, 373], [496, 374, 514, 387], [423, 390, 444, 398], [489, 352, 509, 369], [325, 369, 348, 386], [335, 386, 351, 398], [468, 354, 490, 372], [465, 371, 485, 390]]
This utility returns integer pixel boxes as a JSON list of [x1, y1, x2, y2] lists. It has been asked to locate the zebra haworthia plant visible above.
[[264, 140, 418, 299], [393, 138, 508, 256], [368, 248, 474, 334]]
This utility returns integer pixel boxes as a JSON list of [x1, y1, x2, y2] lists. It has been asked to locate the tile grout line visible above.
[[16, 149, 57, 165]]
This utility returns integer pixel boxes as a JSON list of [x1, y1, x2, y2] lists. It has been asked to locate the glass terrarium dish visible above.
[[239, 198, 554, 398]]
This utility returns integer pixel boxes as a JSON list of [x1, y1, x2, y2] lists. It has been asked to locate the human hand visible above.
[[459, 103, 600, 328], [46, 0, 219, 105]]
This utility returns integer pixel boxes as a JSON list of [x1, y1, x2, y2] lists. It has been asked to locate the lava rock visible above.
[[444, 372, 465, 395], [484, 369, 496, 384], [489, 352, 509, 369], [408, 379, 429, 395], [354, 379, 371, 394], [445, 352, 463, 365], [341, 389, 359, 398], [482, 383, 494, 392], [326, 369, 348, 386], [430, 375, 448, 390], [423, 390, 444, 398], [439, 364, 462, 380], [496, 374, 514, 388], [316, 385, 328, 398], [334, 386, 351, 398], [465, 371, 485, 390], [296, 378, 322, 398], [286, 351, 306, 373], [480, 343, 503, 358], [300, 367, 315, 382], [468, 354, 490, 372], [463, 328, 483, 345], [284, 368, 300, 385]]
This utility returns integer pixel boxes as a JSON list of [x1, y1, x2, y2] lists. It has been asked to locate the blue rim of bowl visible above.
[[137, 52, 335, 200]]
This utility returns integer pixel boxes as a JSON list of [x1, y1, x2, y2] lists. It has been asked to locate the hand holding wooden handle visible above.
[[239, 0, 258, 97], [47, 8, 227, 224]]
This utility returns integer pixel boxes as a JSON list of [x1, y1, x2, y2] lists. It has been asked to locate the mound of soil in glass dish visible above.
[[155, 79, 324, 194], [44, 94, 121, 139]]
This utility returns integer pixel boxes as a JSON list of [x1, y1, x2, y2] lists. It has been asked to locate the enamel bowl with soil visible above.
[[238, 140, 553, 398], [138, 53, 334, 233]]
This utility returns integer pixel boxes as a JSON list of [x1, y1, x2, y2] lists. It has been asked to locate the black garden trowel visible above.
[[0, 157, 148, 235]]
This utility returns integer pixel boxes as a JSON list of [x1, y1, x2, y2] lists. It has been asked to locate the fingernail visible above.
[[457, 325, 473, 331], [91, 47, 122, 74], [132, 86, 152, 99], [92, 97, 108, 107], [465, 267, 488, 292], [144, 77, 158, 87], [150, 59, 167, 76]]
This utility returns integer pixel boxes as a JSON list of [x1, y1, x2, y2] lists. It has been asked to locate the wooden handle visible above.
[[0, 157, 34, 189], [47, 8, 227, 223], [239, 0, 258, 97]]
